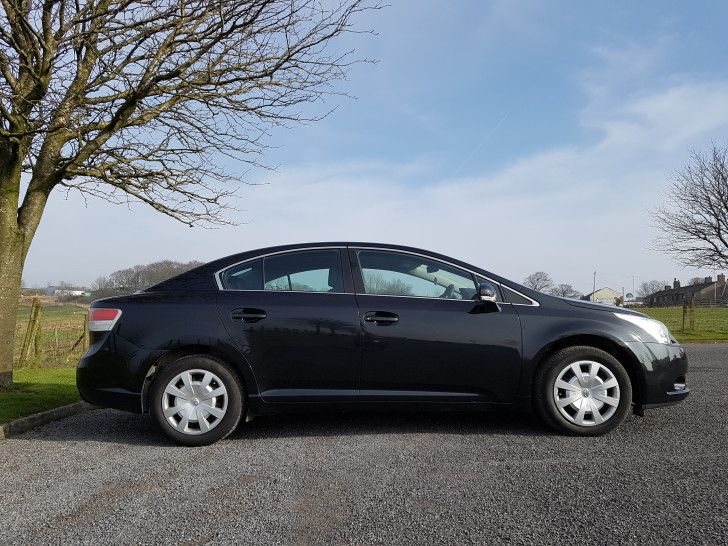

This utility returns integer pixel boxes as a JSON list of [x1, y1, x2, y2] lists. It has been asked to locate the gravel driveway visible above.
[[1, 344, 726, 545]]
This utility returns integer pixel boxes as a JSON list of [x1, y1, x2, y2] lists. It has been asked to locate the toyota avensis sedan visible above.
[[77, 242, 689, 445]]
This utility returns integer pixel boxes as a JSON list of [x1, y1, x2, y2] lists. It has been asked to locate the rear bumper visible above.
[[76, 333, 150, 413], [626, 341, 690, 411], [76, 378, 141, 412]]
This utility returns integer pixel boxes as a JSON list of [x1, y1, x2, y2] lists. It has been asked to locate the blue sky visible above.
[[25, 1, 728, 294]]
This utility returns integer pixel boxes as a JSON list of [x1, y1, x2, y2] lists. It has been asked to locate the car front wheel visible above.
[[150, 355, 243, 446], [534, 345, 632, 436]]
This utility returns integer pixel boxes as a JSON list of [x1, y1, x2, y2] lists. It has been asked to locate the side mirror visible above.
[[478, 282, 498, 303]]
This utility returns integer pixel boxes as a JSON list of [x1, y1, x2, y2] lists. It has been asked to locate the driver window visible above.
[[357, 250, 477, 299]]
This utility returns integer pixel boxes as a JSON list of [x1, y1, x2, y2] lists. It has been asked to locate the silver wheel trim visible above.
[[553, 360, 620, 427], [161, 369, 229, 435]]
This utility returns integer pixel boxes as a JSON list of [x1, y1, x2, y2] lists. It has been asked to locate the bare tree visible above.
[[523, 271, 553, 293], [689, 276, 705, 285], [653, 144, 728, 271], [0, 0, 376, 386], [637, 280, 669, 298], [92, 259, 203, 297], [549, 283, 582, 299]]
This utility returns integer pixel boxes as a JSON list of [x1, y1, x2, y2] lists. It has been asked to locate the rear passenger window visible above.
[[264, 250, 344, 293], [220, 251, 345, 292], [220, 259, 263, 290]]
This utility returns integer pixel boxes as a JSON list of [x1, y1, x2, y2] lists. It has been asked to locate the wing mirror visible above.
[[477, 282, 498, 303]]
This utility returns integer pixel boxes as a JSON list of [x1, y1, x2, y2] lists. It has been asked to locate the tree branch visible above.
[[0, 0, 378, 239]]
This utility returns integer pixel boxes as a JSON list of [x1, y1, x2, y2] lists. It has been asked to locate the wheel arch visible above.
[[140, 344, 254, 413], [531, 334, 644, 405]]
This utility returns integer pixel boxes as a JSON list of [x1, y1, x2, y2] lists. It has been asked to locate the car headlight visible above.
[[613, 313, 672, 344]]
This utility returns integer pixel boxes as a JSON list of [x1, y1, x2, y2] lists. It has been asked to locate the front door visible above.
[[216, 248, 360, 402], [351, 248, 523, 403]]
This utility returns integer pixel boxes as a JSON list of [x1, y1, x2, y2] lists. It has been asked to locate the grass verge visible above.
[[637, 306, 728, 343], [0, 367, 79, 424]]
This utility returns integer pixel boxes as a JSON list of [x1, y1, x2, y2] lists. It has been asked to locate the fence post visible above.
[[18, 298, 41, 367], [32, 305, 44, 367], [689, 297, 696, 331], [681, 303, 687, 332], [82, 315, 89, 352]]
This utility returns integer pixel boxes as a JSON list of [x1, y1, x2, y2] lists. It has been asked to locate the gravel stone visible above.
[[0, 343, 726, 545]]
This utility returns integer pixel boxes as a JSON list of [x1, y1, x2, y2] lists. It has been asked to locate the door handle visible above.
[[231, 308, 267, 323], [363, 311, 399, 325]]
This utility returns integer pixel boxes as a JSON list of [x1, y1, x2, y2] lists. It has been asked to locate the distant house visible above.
[[646, 275, 727, 306], [581, 287, 622, 305]]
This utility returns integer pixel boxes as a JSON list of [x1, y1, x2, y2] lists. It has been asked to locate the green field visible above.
[[637, 306, 728, 342], [1, 302, 86, 423], [13, 300, 88, 368], [0, 367, 79, 423]]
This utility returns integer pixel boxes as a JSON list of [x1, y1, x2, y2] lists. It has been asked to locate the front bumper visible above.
[[626, 341, 690, 411]]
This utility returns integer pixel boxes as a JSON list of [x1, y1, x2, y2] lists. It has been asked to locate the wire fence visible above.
[[13, 298, 89, 369]]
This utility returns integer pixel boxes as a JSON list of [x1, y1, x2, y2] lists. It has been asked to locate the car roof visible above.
[[206, 241, 468, 268]]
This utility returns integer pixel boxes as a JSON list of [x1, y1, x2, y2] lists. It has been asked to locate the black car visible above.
[[77, 242, 689, 445]]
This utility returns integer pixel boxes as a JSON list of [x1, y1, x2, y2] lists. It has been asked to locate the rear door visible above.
[[350, 248, 523, 403], [216, 248, 360, 402]]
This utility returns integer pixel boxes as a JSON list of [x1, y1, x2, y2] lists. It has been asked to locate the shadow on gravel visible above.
[[20, 409, 170, 446], [24, 408, 553, 445], [230, 410, 554, 441]]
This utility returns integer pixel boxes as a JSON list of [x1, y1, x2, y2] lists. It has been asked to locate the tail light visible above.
[[88, 308, 122, 332]]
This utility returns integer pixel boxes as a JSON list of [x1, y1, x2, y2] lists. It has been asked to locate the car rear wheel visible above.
[[534, 345, 632, 436], [150, 355, 243, 446]]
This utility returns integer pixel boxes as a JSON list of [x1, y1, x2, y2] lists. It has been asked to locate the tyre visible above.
[[150, 355, 243, 446], [534, 345, 632, 436]]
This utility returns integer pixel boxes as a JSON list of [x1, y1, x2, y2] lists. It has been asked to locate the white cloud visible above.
[[23, 42, 728, 293], [615, 82, 728, 152], [223, 76, 728, 293]]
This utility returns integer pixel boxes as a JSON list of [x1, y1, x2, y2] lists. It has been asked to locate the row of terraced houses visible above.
[[646, 274, 728, 306]]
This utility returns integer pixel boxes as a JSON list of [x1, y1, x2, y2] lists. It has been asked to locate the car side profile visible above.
[[77, 242, 689, 445]]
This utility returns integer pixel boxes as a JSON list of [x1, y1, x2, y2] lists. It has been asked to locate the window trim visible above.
[[215, 246, 352, 294], [214, 245, 539, 306]]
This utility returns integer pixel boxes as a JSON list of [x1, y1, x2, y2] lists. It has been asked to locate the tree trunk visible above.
[[0, 229, 23, 387], [0, 144, 29, 388]]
